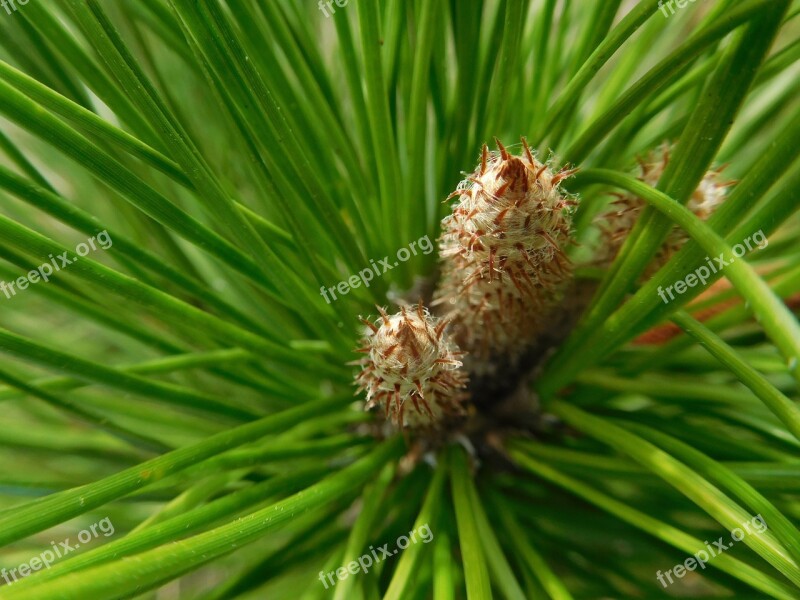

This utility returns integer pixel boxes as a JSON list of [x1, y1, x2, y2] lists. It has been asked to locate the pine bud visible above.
[[433, 138, 576, 375], [594, 144, 731, 275], [353, 304, 468, 428]]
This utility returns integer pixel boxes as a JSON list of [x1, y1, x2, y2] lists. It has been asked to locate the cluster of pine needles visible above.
[[0, 0, 799, 598]]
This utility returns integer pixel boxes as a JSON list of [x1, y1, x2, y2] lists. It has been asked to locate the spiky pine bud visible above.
[[433, 138, 576, 376], [593, 144, 732, 275], [353, 304, 468, 428]]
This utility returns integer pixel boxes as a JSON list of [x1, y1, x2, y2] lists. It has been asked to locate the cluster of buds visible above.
[[353, 304, 468, 428], [433, 138, 576, 375], [352, 138, 578, 429], [593, 144, 732, 276]]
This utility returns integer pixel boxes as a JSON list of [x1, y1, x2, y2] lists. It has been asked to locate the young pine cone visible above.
[[353, 304, 468, 428], [594, 144, 732, 276], [433, 138, 577, 376]]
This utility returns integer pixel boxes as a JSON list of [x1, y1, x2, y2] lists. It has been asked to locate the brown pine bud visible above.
[[593, 144, 732, 276], [433, 138, 576, 376], [353, 304, 468, 428]]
